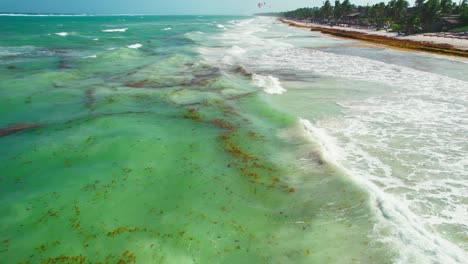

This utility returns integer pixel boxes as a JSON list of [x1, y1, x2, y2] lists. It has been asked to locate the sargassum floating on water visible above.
[[0, 123, 40, 137]]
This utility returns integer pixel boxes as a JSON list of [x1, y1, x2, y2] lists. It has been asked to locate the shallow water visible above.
[[0, 15, 467, 263]]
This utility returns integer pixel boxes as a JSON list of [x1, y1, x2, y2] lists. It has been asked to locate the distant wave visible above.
[[127, 43, 142, 49], [102, 28, 128, 33], [0, 13, 90, 17]]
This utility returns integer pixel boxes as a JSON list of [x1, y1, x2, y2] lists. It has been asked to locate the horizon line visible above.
[[0, 12, 261, 17]]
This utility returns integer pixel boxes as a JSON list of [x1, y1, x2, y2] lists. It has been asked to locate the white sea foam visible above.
[[93, 38, 99, 41], [203, 16, 468, 263], [226, 46, 246, 55], [252, 74, 286, 95], [162, 27, 172, 31], [217, 24, 226, 30], [83, 55, 97, 58], [299, 117, 468, 264], [127, 44, 142, 49], [102, 28, 128, 32], [266, 40, 468, 264], [55, 32, 68, 37]]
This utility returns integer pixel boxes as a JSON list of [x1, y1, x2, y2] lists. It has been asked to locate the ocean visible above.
[[0, 15, 467, 263]]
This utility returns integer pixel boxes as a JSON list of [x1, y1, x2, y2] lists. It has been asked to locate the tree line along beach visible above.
[[260, 0, 468, 57]]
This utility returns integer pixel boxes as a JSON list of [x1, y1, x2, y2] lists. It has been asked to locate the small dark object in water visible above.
[[85, 88, 95, 109], [7, 65, 16, 69], [308, 151, 325, 165], [59, 59, 71, 69], [0, 123, 40, 137]]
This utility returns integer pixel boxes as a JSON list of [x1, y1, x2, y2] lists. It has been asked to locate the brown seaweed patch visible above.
[[85, 88, 94, 110], [125, 81, 148, 88], [40, 255, 86, 264], [210, 119, 237, 130], [74, 205, 80, 216], [220, 132, 281, 188], [191, 68, 221, 85], [59, 59, 71, 69], [224, 91, 258, 101], [122, 250, 137, 263], [105, 226, 170, 240], [226, 142, 259, 162], [247, 131, 266, 140], [6, 65, 16, 69], [279, 19, 468, 57], [184, 108, 201, 120], [125, 80, 191, 89], [107, 227, 129, 237], [0, 123, 40, 137], [232, 66, 253, 77]]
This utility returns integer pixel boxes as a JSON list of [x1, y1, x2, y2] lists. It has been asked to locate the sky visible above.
[[0, 0, 393, 15]]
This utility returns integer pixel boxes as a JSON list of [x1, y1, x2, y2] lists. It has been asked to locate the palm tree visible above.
[[334, 0, 343, 20], [387, 0, 409, 22], [321, 0, 334, 20], [421, 0, 442, 28], [415, 0, 425, 7], [369, 2, 387, 23], [440, 0, 454, 14], [342, 0, 353, 15]]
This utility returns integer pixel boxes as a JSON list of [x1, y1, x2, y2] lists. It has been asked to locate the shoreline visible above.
[[279, 19, 468, 58]]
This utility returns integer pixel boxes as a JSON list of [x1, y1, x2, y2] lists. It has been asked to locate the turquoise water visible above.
[[1, 15, 467, 263]]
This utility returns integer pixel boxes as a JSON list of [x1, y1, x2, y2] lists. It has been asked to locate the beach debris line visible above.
[[280, 19, 468, 57]]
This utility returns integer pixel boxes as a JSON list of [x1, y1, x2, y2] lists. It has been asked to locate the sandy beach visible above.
[[281, 19, 468, 56]]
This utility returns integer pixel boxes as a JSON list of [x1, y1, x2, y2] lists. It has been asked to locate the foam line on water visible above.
[[299, 118, 467, 263]]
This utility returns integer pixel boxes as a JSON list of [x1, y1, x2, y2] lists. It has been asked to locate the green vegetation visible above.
[[282, 0, 468, 34], [450, 25, 468, 31]]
